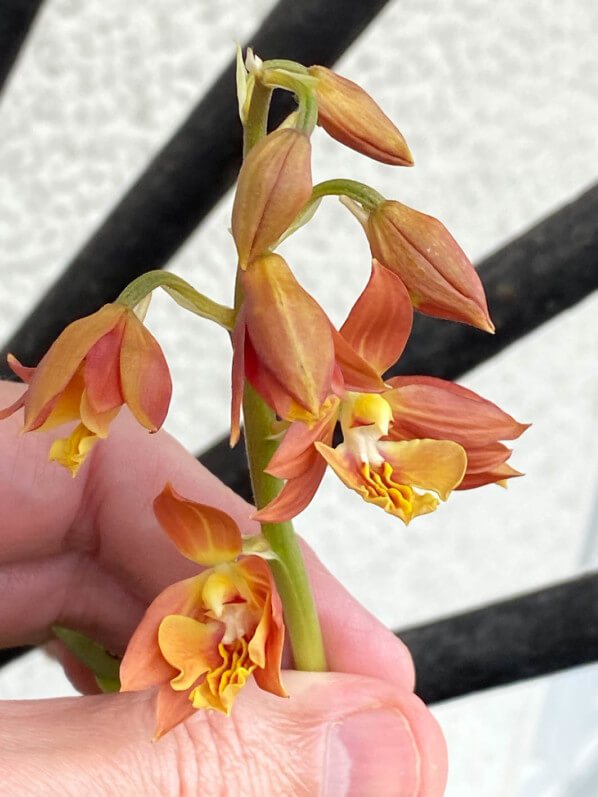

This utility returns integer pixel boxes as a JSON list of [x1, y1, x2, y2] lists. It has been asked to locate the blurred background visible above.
[[0, 1, 597, 794]]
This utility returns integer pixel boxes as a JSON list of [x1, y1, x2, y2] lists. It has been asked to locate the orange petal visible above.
[[119, 311, 172, 431], [238, 558, 286, 698], [460, 462, 522, 490], [232, 128, 312, 268], [244, 333, 299, 421], [154, 483, 243, 565], [253, 455, 328, 523], [331, 327, 385, 393], [79, 390, 120, 438], [385, 376, 529, 447], [158, 615, 223, 691], [461, 442, 513, 475], [29, 368, 85, 432], [23, 304, 126, 430], [241, 254, 335, 416], [341, 260, 413, 374], [266, 403, 338, 480], [378, 439, 467, 501], [120, 576, 205, 692], [6, 354, 36, 384], [154, 683, 196, 741], [367, 201, 494, 332], [83, 321, 126, 414], [309, 66, 413, 166]]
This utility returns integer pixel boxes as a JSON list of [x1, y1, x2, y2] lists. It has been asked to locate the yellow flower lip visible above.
[[359, 461, 439, 524]]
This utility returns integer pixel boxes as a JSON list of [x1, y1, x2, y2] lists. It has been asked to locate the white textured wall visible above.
[[0, 1, 597, 795]]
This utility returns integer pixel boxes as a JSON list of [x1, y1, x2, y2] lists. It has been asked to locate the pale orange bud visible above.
[[231, 128, 312, 268], [366, 200, 495, 332], [308, 65, 413, 166]]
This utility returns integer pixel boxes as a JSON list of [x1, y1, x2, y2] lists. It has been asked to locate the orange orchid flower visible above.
[[230, 252, 384, 444], [308, 65, 414, 167], [120, 483, 286, 740], [255, 261, 526, 524], [363, 199, 495, 332], [0, 303, 171, 476]]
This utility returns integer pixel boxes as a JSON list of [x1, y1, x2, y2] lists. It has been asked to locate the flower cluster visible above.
[[0, 49, 528, 736]]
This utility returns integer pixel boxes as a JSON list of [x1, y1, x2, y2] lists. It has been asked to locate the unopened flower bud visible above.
[[366, 200, 494, 332], [232, 128, 312, 268], [308, 66, 413, 166]]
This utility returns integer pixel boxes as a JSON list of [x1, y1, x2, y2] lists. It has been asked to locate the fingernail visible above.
[[325, 708, 420, 796]]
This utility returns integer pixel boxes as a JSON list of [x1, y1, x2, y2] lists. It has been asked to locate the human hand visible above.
[[0, 383, 447, 795]]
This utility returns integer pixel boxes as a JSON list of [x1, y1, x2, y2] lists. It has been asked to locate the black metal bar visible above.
[[0, 0, 43, 94], [3, 573, 597, 702], [199, 182, 598, 491], [392, 182, 598, 381], [0, 0, 393, 376], [399, 572, 598, 704]]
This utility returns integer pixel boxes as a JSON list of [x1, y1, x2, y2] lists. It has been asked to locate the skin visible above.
[[0, 383, 447, 796]]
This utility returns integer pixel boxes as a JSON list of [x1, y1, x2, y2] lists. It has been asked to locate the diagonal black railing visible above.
[[0, 0, 43, 95], [402, 571, 598, 703]]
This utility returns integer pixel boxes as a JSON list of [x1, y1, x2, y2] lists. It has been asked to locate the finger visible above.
[[0, 383, 414, 688], [0, 672, 447, 796], [44, 640, 103, 695]]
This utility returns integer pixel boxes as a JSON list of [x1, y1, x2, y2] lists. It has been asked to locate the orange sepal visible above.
[[367, 201, 494, 332], [120, 576, 205, 693], [254, 455, 328, 523], [309, 66, 413, 166], [154, 683, 196, 741], [241, 254, 335, 417], [237, 557, 286, 698], [331, 328, 385, 394], [232, 128, 312, 268], [266, 401, 338, 480], [6, 354, 35, 384], [153, 483, 243, 566], [340, 260, 413, 375], [385, 376, 529, 448], [119, 312, 172, 432], [254, 403, 337, 522], [460, 462, 522, 490]]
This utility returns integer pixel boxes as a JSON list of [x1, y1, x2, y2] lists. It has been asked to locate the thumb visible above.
[[0, 671, 446, 796]]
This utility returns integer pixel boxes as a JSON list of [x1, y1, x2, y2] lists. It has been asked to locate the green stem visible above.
[[117, 270, 235, 329], [311, 178, 385, 211], [238, 88, 327, 671], [243, 81, 272, 157], [260, 68, 318, 135], [242, 383, 326, 671], [262, 59, 309, 74]]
